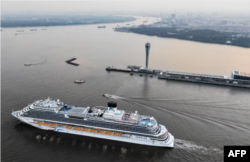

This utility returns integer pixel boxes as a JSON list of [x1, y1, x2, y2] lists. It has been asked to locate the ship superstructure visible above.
[[12, 98, 174, 147]]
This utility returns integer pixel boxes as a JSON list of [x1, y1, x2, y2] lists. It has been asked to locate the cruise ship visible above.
[[12, 98, 174, 147]]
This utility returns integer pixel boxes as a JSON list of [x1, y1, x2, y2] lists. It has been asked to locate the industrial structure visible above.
[[145, 43, 151, 69]]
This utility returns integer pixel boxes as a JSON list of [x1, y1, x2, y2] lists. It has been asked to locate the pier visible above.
[[106, 67, 250, 88], [106, 67, 130, 73], [159, 71, 250, 88], [106, 67, 158, 76], [106, 42, 250, 88], [66, 58, 79, 66]]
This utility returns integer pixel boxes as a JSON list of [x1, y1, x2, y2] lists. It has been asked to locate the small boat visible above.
[[74, 79, 85, 83], [24, 63, 32, 66], [103, 94, 112, 98], [98, 26, 106, 28]]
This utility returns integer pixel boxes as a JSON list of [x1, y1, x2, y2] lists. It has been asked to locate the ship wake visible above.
[[103, 94, 125, 99], [175, 139, 223, 155]]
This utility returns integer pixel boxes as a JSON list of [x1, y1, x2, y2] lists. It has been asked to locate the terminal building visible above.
[[231, 71, 250, 80]]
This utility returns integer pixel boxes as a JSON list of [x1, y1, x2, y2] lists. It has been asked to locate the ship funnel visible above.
[[108, 102, 117, 108], [108, 102, 117, 112]]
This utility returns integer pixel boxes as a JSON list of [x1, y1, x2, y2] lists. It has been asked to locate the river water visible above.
[[2, 16, 250, 162]]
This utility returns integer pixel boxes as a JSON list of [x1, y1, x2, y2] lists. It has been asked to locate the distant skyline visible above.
[[2, 0, 250, 15]]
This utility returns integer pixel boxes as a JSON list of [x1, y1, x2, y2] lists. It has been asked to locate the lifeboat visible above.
[[113, 133, 121, 136], [98, 130, 105, 134], [44, 123, 49, 126], [82, 128, 89, 132], [105, 132, 113, 135], [66, 126, 72, 129], [90, 129, 97, 133], [75, 127, 82, 130], [50, 124, 57, 127], [37, 121, 43, 125]]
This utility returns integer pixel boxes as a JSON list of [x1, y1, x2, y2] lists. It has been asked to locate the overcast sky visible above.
[[2, 0, 250, 14]]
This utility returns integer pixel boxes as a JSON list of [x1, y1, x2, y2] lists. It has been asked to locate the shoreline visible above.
[[115, 29, 250, 49], [1, 18, 136, 28]]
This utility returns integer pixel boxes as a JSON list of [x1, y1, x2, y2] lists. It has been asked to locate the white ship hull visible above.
[[13, 113, 174, 148]]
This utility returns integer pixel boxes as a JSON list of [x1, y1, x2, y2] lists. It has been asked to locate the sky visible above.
[[2, 0, 250, 15]]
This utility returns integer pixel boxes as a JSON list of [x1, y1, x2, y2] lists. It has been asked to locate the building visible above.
[[231, 71, 250, 80]]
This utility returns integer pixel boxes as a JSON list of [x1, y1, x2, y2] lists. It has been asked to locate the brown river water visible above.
[[2, 16, 250, 162]]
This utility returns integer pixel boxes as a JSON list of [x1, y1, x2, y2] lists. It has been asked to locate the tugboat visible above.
[[103, 94, 113, 98], [74, 79, 85, 84]]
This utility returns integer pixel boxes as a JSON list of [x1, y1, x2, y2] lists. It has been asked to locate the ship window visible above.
[[106, 124, 111, 128]]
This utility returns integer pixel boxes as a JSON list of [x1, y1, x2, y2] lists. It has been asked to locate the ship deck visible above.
[[24, 103, 158, 129], [59, 106, 157, 127], [21, 108, 159, 135]]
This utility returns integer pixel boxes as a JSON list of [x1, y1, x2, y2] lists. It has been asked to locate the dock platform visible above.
[[106, 67, 130, 73], [106, 66, 250, 88]]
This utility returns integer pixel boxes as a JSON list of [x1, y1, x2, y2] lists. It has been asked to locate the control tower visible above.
[[145, 43, 151, 69]]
